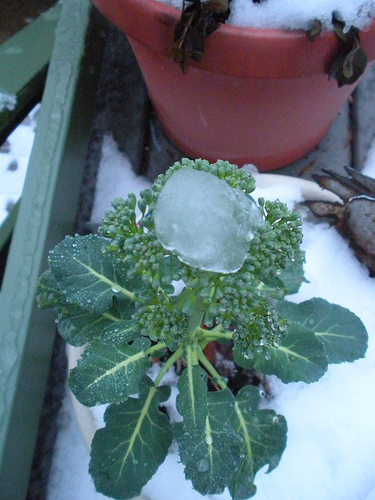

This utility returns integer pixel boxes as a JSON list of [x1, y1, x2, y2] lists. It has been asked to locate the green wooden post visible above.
[[0, 3, 62, 251], [0, 3, 62, 145], [0, 1, 107, 497]]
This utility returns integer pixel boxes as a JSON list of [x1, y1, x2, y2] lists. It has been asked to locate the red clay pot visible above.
[[91, 0, 375, 170]]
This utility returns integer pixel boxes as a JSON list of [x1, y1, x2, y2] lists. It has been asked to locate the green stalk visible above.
[[154, 346, 184, 387], [187, 295, 206, 334], [197, 325, 233, 341], [187, 344, 199, 366], [144, 342, 167, 357], [197, 346, 227, 390]]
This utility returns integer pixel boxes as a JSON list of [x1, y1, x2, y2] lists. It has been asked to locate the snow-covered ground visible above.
[[0, 105, 39, 225]]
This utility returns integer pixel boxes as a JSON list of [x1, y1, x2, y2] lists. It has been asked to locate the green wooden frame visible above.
[[0, 3, 61, 251], [0, 3, 62, 144], [0, 1, 106, 497]]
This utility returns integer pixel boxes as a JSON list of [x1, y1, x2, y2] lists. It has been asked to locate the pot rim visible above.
[[91, 0, 375, 77]]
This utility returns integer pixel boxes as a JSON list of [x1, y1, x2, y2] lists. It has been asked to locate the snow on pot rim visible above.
[[165, 0, 375, 32], [90, 0, 375, 78]]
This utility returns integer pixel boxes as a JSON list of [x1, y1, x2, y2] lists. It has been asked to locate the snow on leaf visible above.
[[229, 385, 287, 500], [89, 377, 172, 500], [69, 337, 151, 406], [48, 234, 140, 314], [276, 298, 368, 364], [175, 389, 242, 496]]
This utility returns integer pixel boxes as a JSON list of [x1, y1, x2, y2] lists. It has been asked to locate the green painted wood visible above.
[[0, 200, 19, 252], [0, 1, 107, 497], [0, 3, 62, 145], [0, 3, 62, 254]]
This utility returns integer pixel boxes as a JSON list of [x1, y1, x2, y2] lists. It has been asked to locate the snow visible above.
[[0, 105, 38, 225], [44, 133, 375, 500], [362, 139, 375, 178], [0, 91, 17, 112], [228, 0, 375, 31], [154, 167, 262, 273], [90, 134, 150, 222], [162, 0, 375, 31]]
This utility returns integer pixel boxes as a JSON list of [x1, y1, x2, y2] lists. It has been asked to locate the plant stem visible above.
[[145, 342, 167, 356], [187, 295, 206, 333], [197, 325, 233, 341], [197, 346, 227, 390], [154, 346, 184, 387]]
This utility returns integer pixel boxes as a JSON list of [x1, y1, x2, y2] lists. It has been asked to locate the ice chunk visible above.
[[154, 168, 263, 273]]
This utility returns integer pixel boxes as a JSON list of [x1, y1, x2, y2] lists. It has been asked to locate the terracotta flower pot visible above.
[[91, 0, 375, 170]]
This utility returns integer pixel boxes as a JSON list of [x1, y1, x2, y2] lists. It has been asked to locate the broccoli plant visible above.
[[36, 159, 368, 500]]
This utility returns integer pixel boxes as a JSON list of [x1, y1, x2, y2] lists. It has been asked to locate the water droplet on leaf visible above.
[[196, 458, 209, 472]]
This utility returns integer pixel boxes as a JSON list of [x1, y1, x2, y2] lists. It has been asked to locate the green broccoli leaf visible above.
[[234, 322, 328, 383], [37, 264, 138, 346], [176, 364, 208, 430], [57, 308, 105, 346], [57, 295, 134, 346], [36, 268, 64, 308], [89, 377, 172, 500], [229, 385, 287, 500], [100, 319, 141, 346], [256, 258, 306, 300], [276, 257, 306, 295], [276, 298, 368, 364], [48, 234, 140, 314], [69, 337, 151, 406], [175, 388, 242, 496]]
